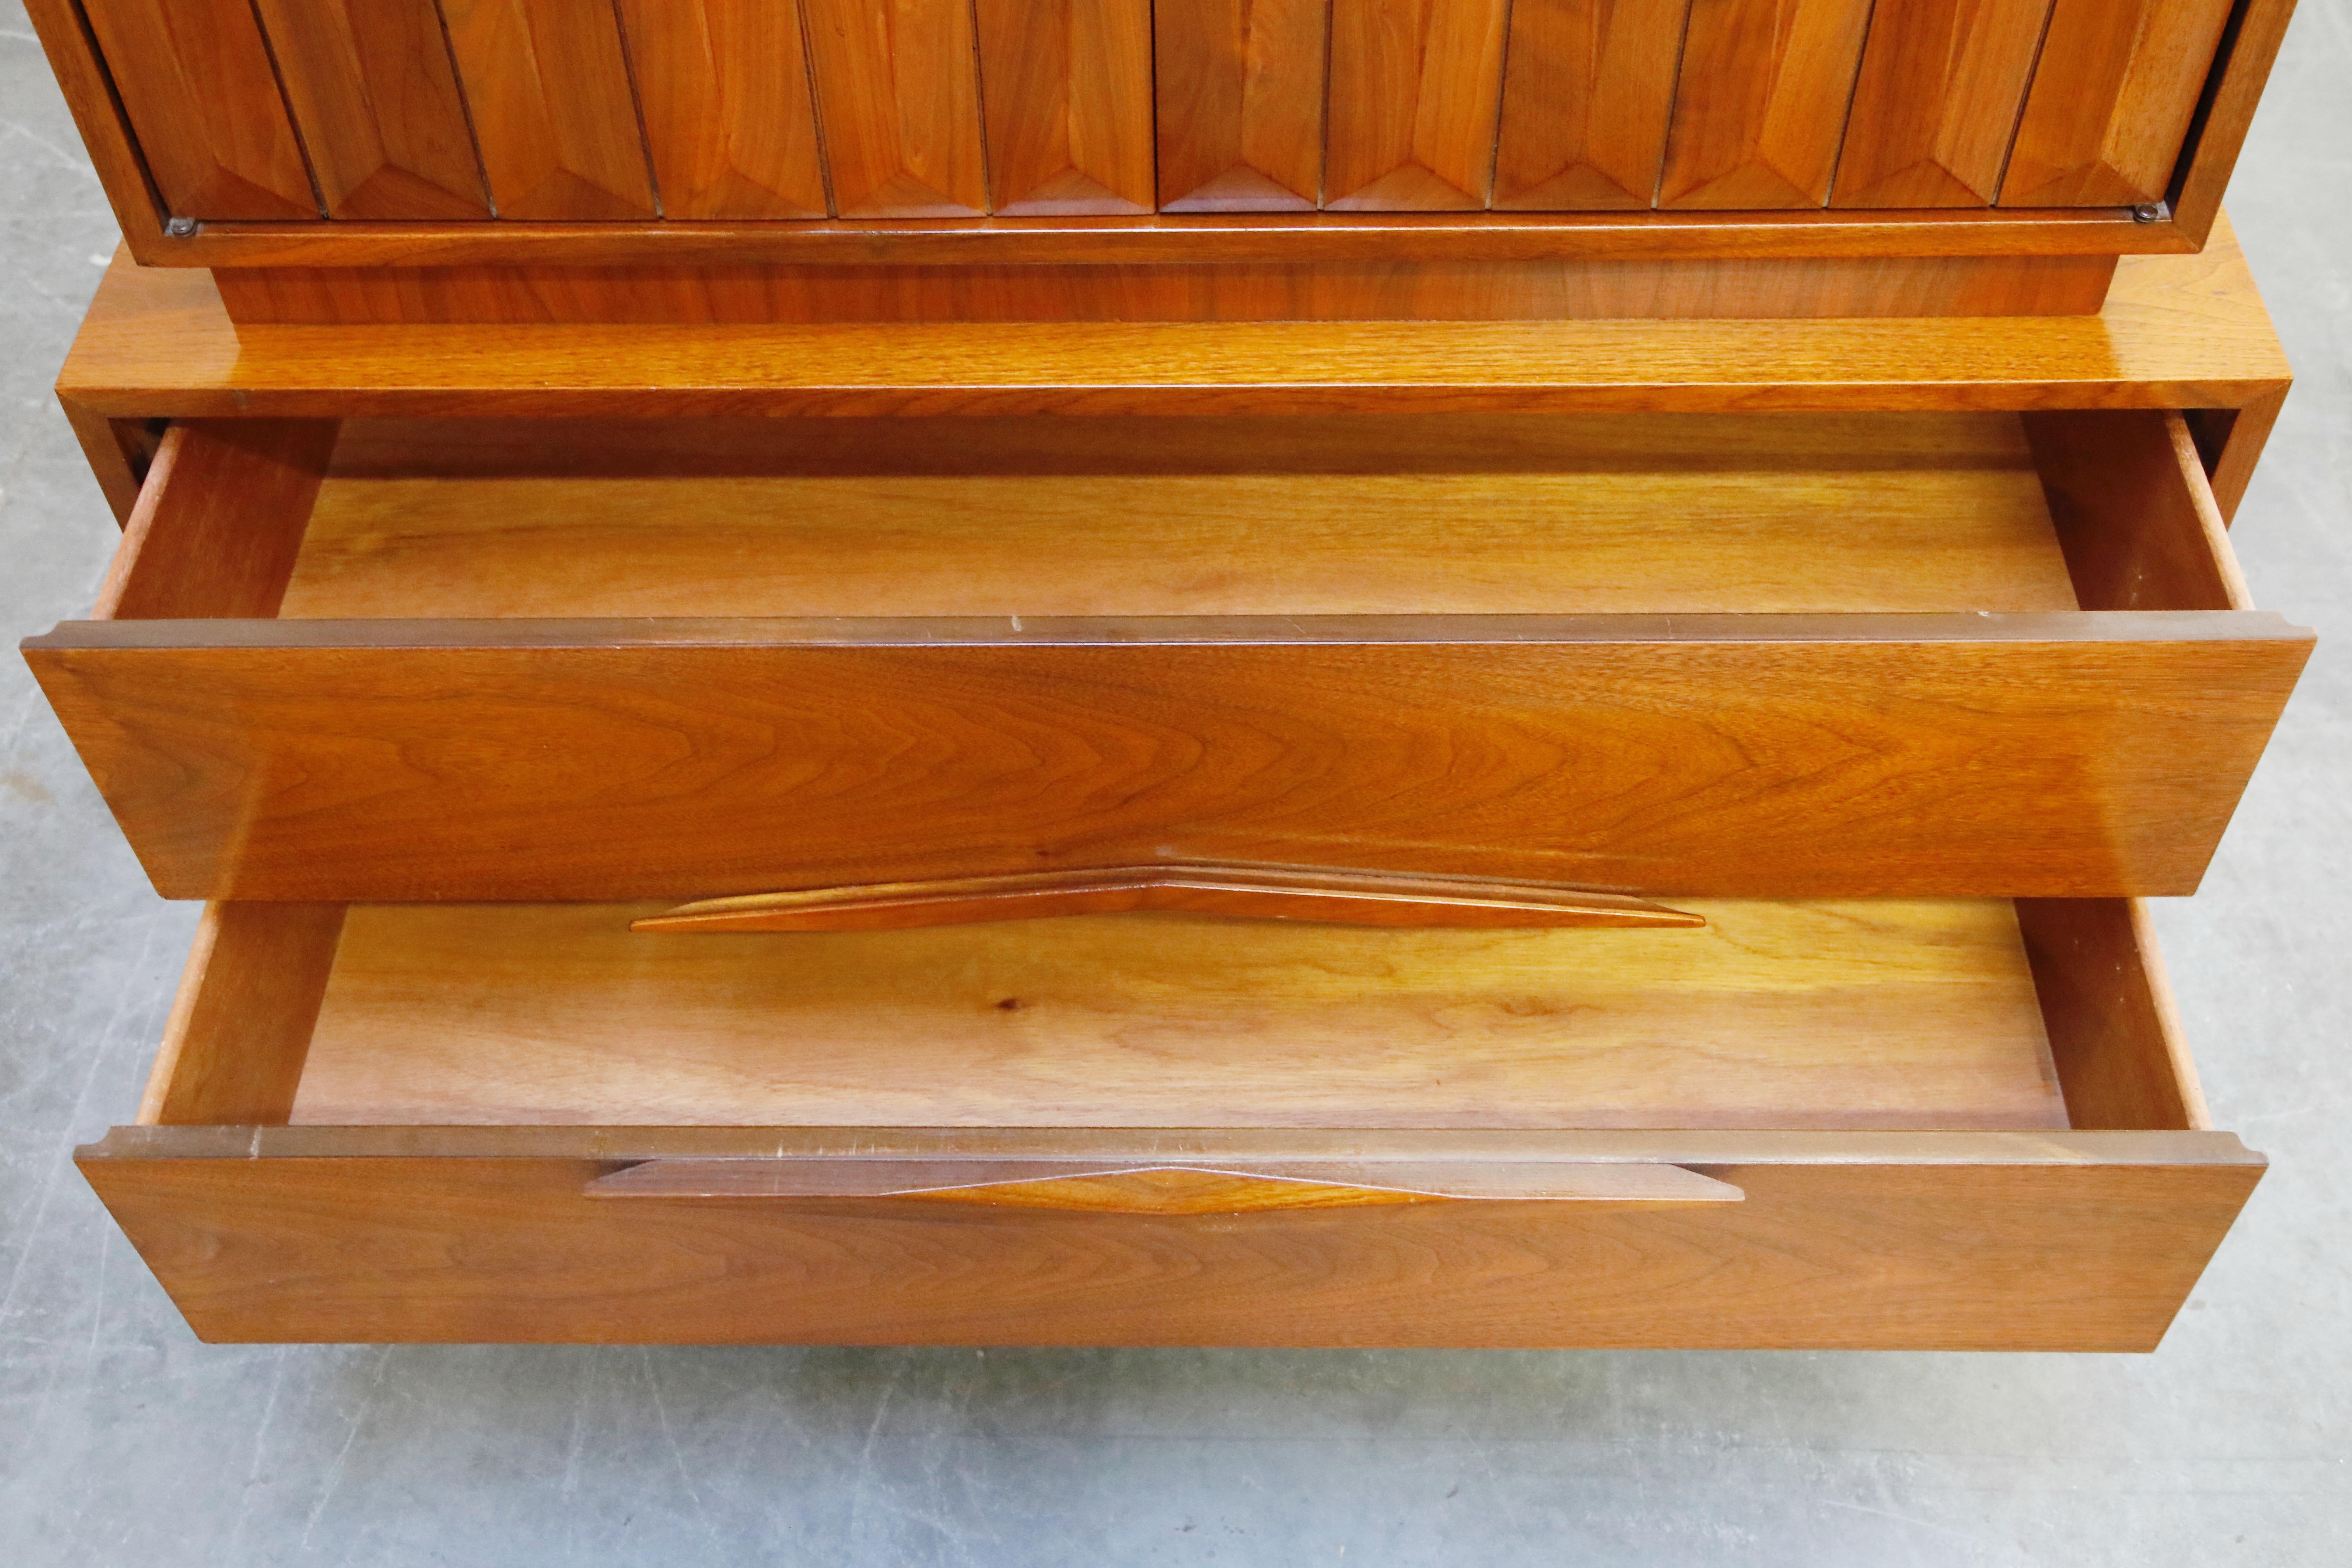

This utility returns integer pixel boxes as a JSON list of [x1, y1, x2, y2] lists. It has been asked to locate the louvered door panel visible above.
[[1493, 0, 1689, 210], [2000, 0, 2236, 207], [78, 0, 317, 219], [1154, 0, 1329, 210], [440, 0, 655, 219], [976, 0, 1155, 214], [251, 0, 490, 219], [1658, 0, 1875, 209], [803, 0, 987, 217], [1834, 0, 2053, 208], [617, 0, 828, 218], [1325, 0, 1513, 210]]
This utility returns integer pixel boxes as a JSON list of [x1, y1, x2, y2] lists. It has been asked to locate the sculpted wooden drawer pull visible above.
[[582, 1160, 1746, 1210], [629, 864, 1707, 933]]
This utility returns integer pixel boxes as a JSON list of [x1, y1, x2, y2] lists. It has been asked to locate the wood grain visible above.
[[90, 421, 336, 620], [615, 0, 828, 218], [630, 866, 1707, 932], [59, 392, 156, 527], [1658, 0, 1875, 209], [976, 0, 1155, 215], [1325, 0, 1514, 210], [281, 411, 2081, 618], [51, 215, 2287, 417], [24, 614, 2310, 903], [583, 1160, 1746, 1205], [801, 0, 986, 217], [1492, 0, 1689, 210], [247, 0, 490, 219], [21, 0, 174, 252], [2000, 0, 2236, 207], [75, 1127, 2262, 1347], [2017, 898, 2208, 1132], [2024, 408, 2251, 613], [76, 0, 317, 219], [438, 0, 655, 219], [1154, 0, 1328, 209], [2190, 383, 2288, 525], [2167, 0, 2297, 244], [136, 902, 344, 1125], [1832, 0, 2054, 208], [289, 899, 2056, 1129]]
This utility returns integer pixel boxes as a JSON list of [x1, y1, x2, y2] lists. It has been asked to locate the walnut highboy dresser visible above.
[[20, 0, 2316, 1349]]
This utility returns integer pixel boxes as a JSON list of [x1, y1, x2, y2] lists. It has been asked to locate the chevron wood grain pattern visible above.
[[1325, 0, 1513, 209], [976, 0, 1155, 214], [1154, 0, 1329, 209], [1658, 0, 1876, 209], [439, 0, 654, 218], [76, 0, 317, 219], [1832, 0, 2054, 208], [1493, 0, 1690, 210], [247, 0, 489, 219], [801, 0, 987, 216], [615, 0, 828, 218], [2000, 0, 2237, 207]]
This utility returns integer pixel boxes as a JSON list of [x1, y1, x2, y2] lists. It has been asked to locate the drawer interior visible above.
[[140, 897, 2210, 1137], [289, 412, 2089, 618]]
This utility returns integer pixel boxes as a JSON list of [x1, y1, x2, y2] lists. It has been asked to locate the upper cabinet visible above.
[[68, 0, 2258, 223]]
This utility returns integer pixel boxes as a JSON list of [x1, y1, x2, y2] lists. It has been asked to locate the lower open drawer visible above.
[[80, 897, 2261, 1349]]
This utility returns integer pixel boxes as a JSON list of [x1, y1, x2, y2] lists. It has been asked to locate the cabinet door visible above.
[[78, 0, 317, 219], [2000, 0, 2236, 207], [1658, 0, 1875, 209], [802, 0, 988, 217], [976, 0, 1155, 214], [1325, 0, 1513, 210], [250, 0, 490, 219], [617, 0, 829, 218], [1154, 0, 1328, 210], [440, 0, 656, 218], [1833, 0, 2053, 209], [1492, 0, 1689, 210]]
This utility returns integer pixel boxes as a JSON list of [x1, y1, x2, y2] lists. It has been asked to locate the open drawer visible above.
[[24, 408, 2310, 901], [81, 895, 2260, 1349]]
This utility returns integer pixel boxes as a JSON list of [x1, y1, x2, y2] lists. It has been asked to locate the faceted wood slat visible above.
[[616, 0, 828, 218], [1154, 0, 1329, 210], [1833, 0, 2054, 208], [1658, 0, 1876, 209], [1325, 0, 1513, 210], [77, 0, 317, 219], [976, 0, 1155, 215], [249, 0, 489, 220], [2000, 0, 2237, 208], [802, 0, 988, 217], [439, 0, 655, 219], [1493, 0, 1690, 210]]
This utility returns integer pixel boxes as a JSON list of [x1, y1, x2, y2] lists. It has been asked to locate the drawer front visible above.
[[24, 614, 2309, 901], [78, 1128, 2261, 1350]]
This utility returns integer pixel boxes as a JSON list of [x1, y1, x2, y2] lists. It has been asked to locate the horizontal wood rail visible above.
[[582, 1160, 1746, 1210], [631, 866, 1707, 933]]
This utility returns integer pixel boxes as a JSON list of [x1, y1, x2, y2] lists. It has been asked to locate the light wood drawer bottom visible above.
[[80, 897, 2261, 1349]]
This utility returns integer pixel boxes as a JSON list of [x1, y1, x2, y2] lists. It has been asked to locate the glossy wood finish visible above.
[[1153, 0, 1328, 210], [1657, 0, 1875, 209], [90, 421, 335, 620], [1325, 0, 1513, 210], [2001, 0, 2236, 206], [75, 0, 316, 220], [204, 253, 2118, 323], [290, 900, 2062, 1129], [439, 0, 654, 219], [247, 0, 489, 220], [801, 0, 987, 218], [584, 1160, 1747, 1206], [1492, 0, 1688, 210], [138, 903, 344, 1126], [58, 396, 156, 527], [616, 0, 827, 219], [2168, 0, 2298, 243], [2027, 408, 2253, 612], [631, 867, 1707, 932], [977, 0, 1155, 215], [1833, 0, 2055, 209], [50, 219, 2289, 418]]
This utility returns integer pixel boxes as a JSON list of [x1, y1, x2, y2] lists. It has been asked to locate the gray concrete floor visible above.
[[4, 4, 2348, 1562]]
